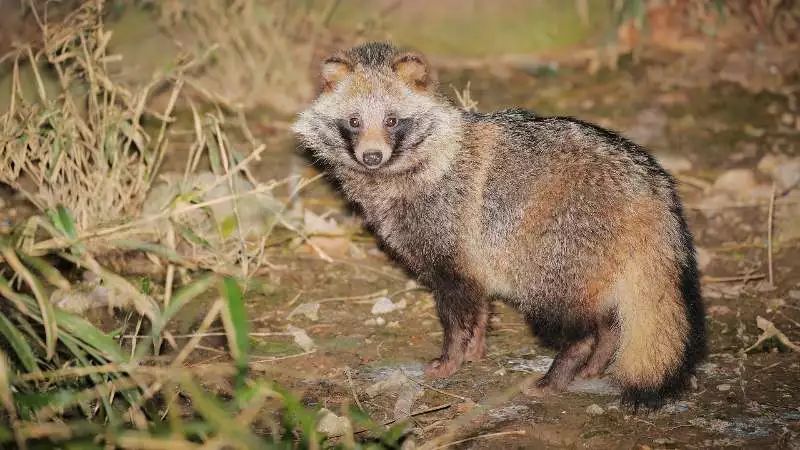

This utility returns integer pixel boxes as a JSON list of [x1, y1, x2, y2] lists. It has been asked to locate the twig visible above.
[[348, 403, 452, 436], [249, 350, 316, 365], [344, 367, 365, 412], [767, 182, 776, 286], [431, 430, 527, 449], [401, 370, 471, 402], [702, 273, 765, 283]]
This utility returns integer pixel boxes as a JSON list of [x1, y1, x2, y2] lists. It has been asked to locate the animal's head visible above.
[[292, 42, 461, 176]]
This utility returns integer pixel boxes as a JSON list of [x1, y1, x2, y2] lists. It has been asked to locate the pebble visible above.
[[585, 404, 605, 416], [790, 290, 800, 301], [717, 384, 732, 392], [371, 297, 406, 315]]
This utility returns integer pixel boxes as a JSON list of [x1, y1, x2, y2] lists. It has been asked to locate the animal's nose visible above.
[[362, 151, 383, 167]]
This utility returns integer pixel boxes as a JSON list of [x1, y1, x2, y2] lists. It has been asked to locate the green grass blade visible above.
[[51, 205, 78, 240], [0, 273, 35, 314], [219, 277, 248, 370], [0, 244, 58, 360], [156, 273, 217, 336], [0, 314, 38, 373], [17, 252, 71, 290], [54, 310, 128, 364], [179, 376, 265, 449]]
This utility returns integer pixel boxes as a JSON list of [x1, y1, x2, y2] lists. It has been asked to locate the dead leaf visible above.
[[287, 325, 315, 352], [744, 316, 800, 353]]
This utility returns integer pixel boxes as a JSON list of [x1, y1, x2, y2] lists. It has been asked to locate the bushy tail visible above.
[[612, 239, 706, 408]]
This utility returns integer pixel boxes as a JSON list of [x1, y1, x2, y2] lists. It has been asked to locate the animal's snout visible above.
[[361, 151, 384, 167]]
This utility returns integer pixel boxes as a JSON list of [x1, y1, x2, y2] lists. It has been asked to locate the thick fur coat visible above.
[[293, 42, 706, 407]]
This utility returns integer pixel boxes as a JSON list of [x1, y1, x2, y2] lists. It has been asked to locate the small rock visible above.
[[755, 281, 777, 292], [789, 290, 800, 301], [712, 169, 757, 193], [364, 317, 386, 326], [287, 325, 315, 352], [316, 408, 351, 436], [717, 383, 732, 392], [387, 321, 400, 329], [288, 302, 320, 321], [585, 404, 605, 416], [758, 154, 800, 191], [371, 297, 406, 315]]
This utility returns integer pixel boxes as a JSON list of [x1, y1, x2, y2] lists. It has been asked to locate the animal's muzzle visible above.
[[361, 151, 384, 167]]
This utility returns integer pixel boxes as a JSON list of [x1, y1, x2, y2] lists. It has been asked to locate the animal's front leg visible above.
[[425, 274, 486, 378]]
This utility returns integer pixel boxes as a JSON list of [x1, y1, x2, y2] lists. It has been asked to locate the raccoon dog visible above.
[[292, 42, 705, 407]]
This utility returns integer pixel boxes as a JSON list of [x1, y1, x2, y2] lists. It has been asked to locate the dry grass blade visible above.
[[0, 1, 181, 233], [0, 351, 28, 450]]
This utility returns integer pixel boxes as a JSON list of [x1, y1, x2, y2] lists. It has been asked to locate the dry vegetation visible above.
[[0, 1, 398, 449]]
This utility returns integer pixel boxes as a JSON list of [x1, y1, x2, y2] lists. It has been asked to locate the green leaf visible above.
[[0, 314, 38, 373], [219, 215, 238, 239], [0, 244, 58, 360], [179, 376, 265, 449], [219, 277, 248, 370], [49, 205, 78, 240], [155, 273, 217, 337], [15, 389, 81, 413], [278, 386, 322, 448], [176, 223, 211, 248], [207, 137, 222, 175], [54, 309, 128, 364]]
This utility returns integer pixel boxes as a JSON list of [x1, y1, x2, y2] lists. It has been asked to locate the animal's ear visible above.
[[392, 51, 434, 92], [320, 53, 353, 92]]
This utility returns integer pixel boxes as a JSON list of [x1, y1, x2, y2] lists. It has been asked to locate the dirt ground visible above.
[[2, 41, 800, 450]]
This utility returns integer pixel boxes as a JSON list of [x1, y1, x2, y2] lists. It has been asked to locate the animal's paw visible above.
[[424, 357, 461, 378], [521, 377, 558, 397], [578, 364, 605, 379]]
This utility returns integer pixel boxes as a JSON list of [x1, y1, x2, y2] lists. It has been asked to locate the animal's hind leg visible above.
[[579, 320, 619, 378], [464, 301, 489, 362], [523, 334, 596, 396]]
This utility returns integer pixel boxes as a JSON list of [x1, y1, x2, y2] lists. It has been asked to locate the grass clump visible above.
[[0, 1, 406, 448]]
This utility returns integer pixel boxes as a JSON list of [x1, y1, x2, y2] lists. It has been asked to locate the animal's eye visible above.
[[384, 117, 398, 128], [349, 117, 360, 128]]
